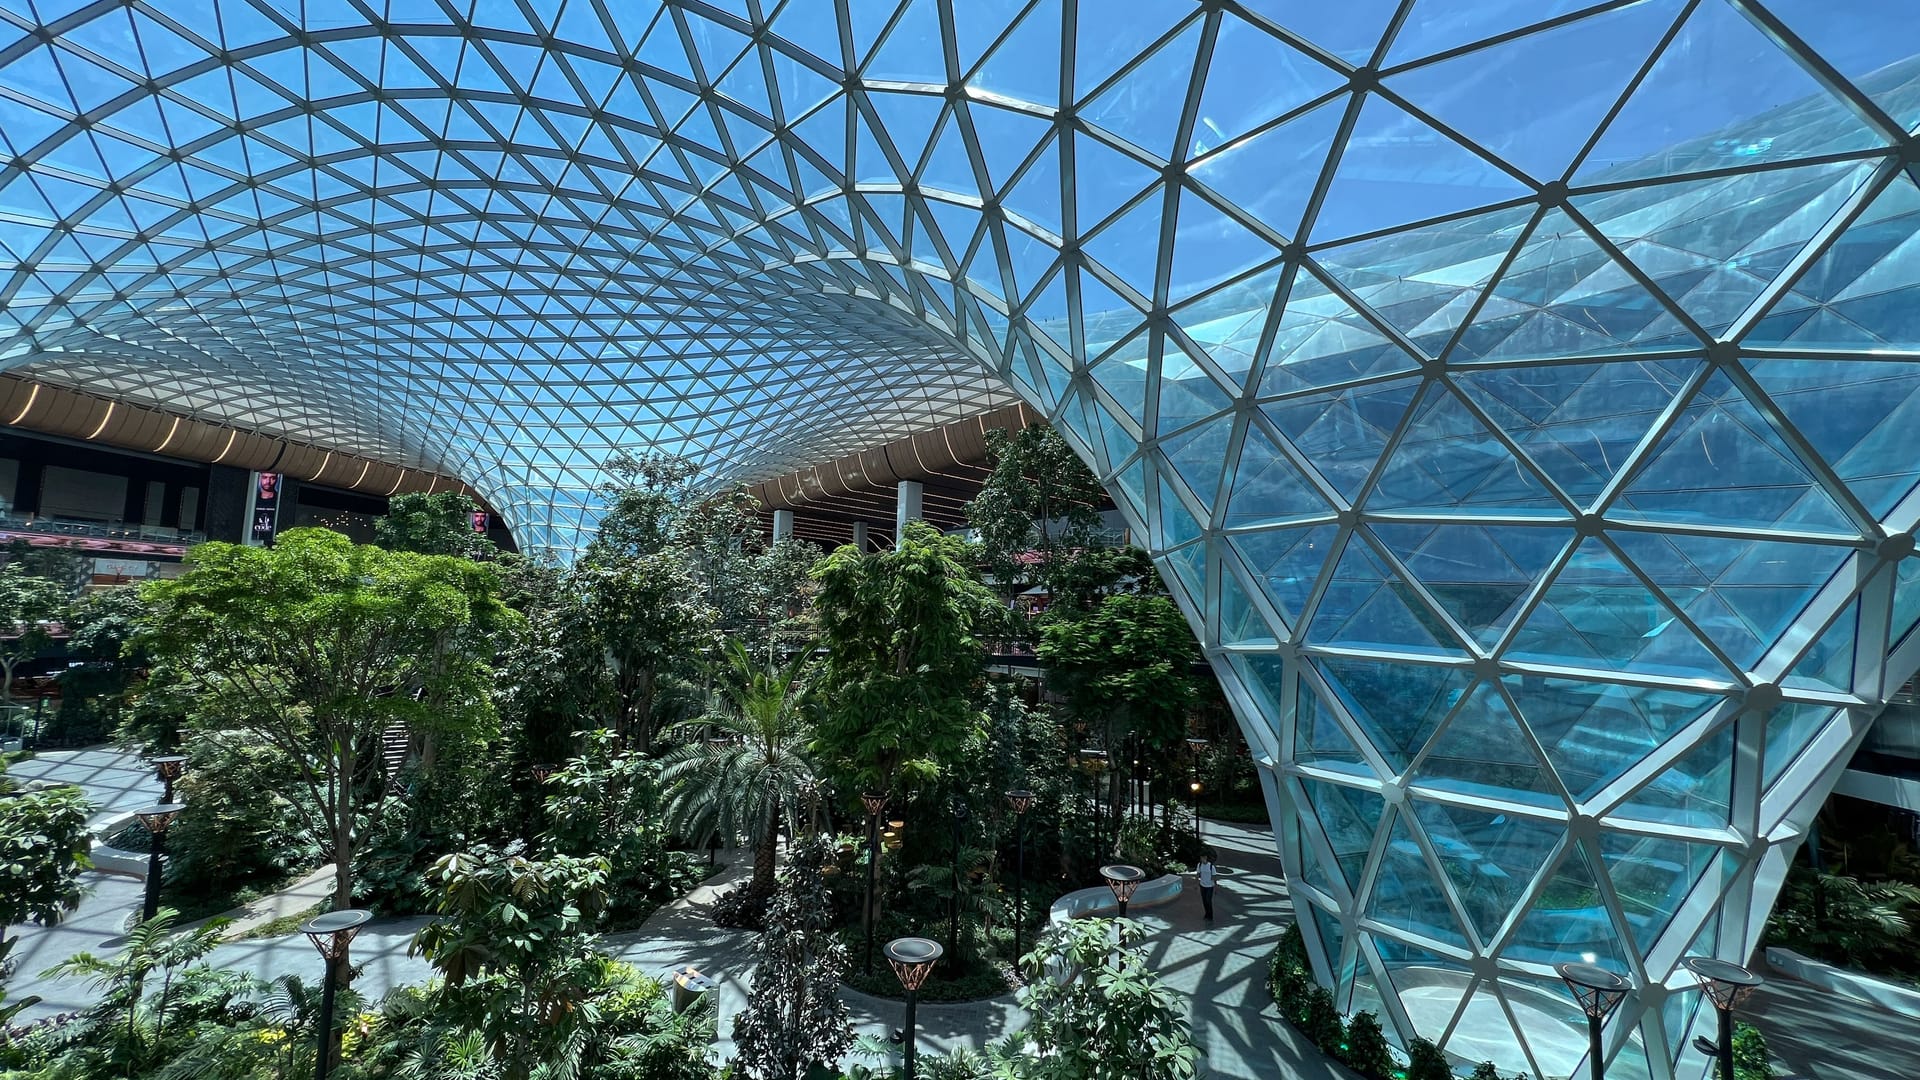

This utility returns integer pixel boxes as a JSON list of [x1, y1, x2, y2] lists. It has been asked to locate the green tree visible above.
[[583, 451, 812, 658], [0, 563, 66, 708], [375, 491, 493, 557], [138, 528, 515, 909], [1037, 593, 1200, 747], [988, 917, 1198, 1080], [409, 843, 614, 1078], [965, 426, 1107, 598], [565, 554, 716, 753], [0, 765, 92, 956], [811, 521, 1004, 791], [660, 641, 820, 896], [541, 730, 700, 926], [731, 837, 854, 1080]]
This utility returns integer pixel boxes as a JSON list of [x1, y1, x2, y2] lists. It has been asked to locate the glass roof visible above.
[[5, 4, 1920, 1077]]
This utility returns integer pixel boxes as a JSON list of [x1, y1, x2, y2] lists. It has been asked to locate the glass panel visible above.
[[1317, 655, 1471, 772], [1504, 675, 1727, 803]]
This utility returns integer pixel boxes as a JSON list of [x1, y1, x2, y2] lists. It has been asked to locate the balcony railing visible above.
[[0, 512, 204, 547]]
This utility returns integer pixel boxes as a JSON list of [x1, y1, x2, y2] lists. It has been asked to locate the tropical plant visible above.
[[409, 843, 614, 1078], [540, 731, 700, 926], [661, 641, 820, 897], [965, 425, 1108, 599], [138, 528, 515, 909], [1733, 1021, 1775, 1080], [0, 563, 66, 708], [0, 767, 92, 956], [1764, 865, 1920, 974], [563, 554, 716, 754], [1405, 1037, 1452, 1080], [732, 837, 854, 1080], [27, 911, 247, 1076], [1343, 1011, 1396, 1080], [811, 521, 1004, 792], [161, 734, 319, 910], [985, 917, 1198, 1080]]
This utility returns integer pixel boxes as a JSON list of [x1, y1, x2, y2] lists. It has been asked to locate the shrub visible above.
[[1343, 1011, 1396, 1080], [1733, 1022, 1775, 1080], [163, 735, 318, 907], [1302, 985, 1344, 1053], [1406, 1037, 1453, 1080]]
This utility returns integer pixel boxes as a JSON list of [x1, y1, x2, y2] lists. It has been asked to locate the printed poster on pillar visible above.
[[251, 471, 281, 542]]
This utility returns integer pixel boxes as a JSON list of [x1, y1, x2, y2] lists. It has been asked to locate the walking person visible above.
[[1197, 852, 1217, 922]]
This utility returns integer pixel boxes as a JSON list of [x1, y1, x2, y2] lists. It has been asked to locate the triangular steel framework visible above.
[[4, 3, 1920, 1077]]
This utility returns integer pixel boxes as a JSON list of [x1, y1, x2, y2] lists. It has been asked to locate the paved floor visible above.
[[7, 746, 161, 827], [11, 747, 1920, 1079]]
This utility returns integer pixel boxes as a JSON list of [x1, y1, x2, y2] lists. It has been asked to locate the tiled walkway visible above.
[[10, 747, 1920, 1079]]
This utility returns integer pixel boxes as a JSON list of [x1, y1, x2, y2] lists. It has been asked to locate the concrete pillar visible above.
[[852, 520, 869, 552], [772, 508, 793, 542], [895, 480, 923, 548]]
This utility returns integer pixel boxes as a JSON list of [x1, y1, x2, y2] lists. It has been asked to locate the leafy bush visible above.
[[1343, 1011, 1396, 1080], [992, 918, 1199, 1080], [1406, 1037, 1453, 1080], [1734, 1022, 1775, 1080], [162, 735, 318, 910], [543, 730, 702, 928], [1265, 924, 1403, 1080]]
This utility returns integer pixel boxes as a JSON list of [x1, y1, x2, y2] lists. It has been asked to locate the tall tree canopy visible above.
[[0, 562, 68, 706], [1036, 592, 1201, 752], [139, 528, 516, 907], [966, 425, 1107, 596], [810, 521, 1004, 791], [374, 491, 493, 558]]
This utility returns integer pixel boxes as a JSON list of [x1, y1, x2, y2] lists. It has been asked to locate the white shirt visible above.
[[1198, 862, 1216, 887]]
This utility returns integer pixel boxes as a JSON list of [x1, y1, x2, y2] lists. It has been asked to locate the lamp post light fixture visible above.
[[134, 803, 183, 922], [861, 791, 889, 976], [301, 908, 373, 1080], [1101, 863, 1147, 917], [1005, 789, 1034, 969], [150, 755, 188, 802], [530, 763, 553, 784], [948, 800, 970, 958], [1557, 962, 1632, 1080], [885, 936, 944, 1080], [1684, 957, 1764, 1080]]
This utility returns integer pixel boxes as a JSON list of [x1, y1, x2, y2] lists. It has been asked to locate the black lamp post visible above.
[[1101, 863, 1146, 917], [885, 936, 943, 1080], [1185, 737, 1208, 838], [151, 755, 188, 803], [1685, 957, 1764, 1080], [948, 800, 970, 957], [1558, 962, 1631, 1080], [861, 791, 889, 975], [1005, 789, 1033, 968], [134, 803, 183, 922], [302, 908, 372, 1080]]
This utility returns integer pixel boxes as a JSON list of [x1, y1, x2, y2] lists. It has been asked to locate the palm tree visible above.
[[661, 640, 819, 896]]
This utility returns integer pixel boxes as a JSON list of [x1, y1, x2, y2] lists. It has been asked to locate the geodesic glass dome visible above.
[[4, 2, 1920, 1077]]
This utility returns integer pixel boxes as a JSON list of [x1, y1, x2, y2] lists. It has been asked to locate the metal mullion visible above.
[[1398, 782, 1568, 828], [1727, 0, 1908, 143], [1294, 659, 1398, 780], [1560, 0, 1700, 181], [1430, 373, 1584, 516], [1718, 364, 1882, 541], [1722, 162, 1897, 345], [1349, 522, 1483, 657], [1295, 645, 1474, 671], [1497, 657, 1746, 697], [1583, 703, 1735, 819], [1373, 0, 1641, 79], [1241, 399, 1350, 511], [1748, 549, 1874, 685], [1599, 516, 1864, 548]]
